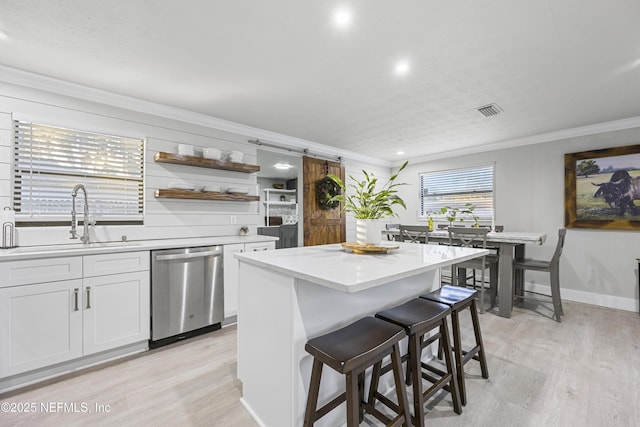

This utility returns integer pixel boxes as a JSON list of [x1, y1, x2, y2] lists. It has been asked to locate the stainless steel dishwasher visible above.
[[150, 245, 223, 348]]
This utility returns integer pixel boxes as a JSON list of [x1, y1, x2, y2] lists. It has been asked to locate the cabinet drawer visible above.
[[83, 251, 150, 277], [0, 257, 82, 288], [244, 242, 276, 252]]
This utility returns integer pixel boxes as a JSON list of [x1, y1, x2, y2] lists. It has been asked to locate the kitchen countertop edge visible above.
[[235, 243, 489, 293], [0, 235, 278, 261]]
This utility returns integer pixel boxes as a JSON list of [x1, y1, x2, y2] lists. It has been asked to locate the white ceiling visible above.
[[1, 1, 640, 162], [256, 149, 299, 180]]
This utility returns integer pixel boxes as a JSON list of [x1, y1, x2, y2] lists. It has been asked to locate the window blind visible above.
[[419, 164, 494, 222], [13, 120, 145, 224]]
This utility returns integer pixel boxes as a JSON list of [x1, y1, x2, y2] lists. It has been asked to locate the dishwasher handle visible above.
[[155, 249, 222, 261]]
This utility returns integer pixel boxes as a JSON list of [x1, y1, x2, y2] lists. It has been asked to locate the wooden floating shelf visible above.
[[154, 152, 260, 173], [154, 189, 260, 202]]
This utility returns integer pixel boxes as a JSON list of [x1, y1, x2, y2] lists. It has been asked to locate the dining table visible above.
[[387, 228, 547, 318]]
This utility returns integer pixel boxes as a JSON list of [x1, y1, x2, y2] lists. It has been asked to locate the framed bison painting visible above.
[[565, 144, 640, 230]]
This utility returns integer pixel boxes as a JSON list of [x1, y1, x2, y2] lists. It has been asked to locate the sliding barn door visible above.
[[303, 157, 346, 246]]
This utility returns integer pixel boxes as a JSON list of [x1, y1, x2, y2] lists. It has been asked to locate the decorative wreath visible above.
[[317, 176, 341, 210]]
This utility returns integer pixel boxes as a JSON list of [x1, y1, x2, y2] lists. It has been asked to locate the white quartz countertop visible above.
[[235, 242, 489, 293], [0, 235, 278, 261]]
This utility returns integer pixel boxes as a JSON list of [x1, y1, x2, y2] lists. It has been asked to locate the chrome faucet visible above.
[[70, 184, 91, 244]]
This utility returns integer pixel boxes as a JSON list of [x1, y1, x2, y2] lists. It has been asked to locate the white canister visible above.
[[178, 144, 195, 156], [203, 148, 222, 160], [229, 151, 244, 163], [356, 218, 381, 245]]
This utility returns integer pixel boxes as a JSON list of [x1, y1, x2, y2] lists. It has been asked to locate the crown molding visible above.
[[7, 64, 637, 171], [0, 65, 390, 167]]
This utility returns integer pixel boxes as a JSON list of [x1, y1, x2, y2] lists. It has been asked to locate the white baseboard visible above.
[[239, 398, 268, 427], [525, 283, 639, 313], [0, 341, 148, 394]]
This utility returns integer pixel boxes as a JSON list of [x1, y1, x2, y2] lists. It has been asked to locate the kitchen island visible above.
[[235, 242, 488, 427]]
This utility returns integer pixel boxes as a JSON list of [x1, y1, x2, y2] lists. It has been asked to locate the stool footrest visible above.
[[420, 332, 441, 349], [461, 345, 481, 366], [362, 401, 406, 427], [420, 369, 454, 400], [314, 392, 347, 421]]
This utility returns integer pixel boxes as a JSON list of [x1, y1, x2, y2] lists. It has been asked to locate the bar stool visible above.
[[420, 285, 489, 406], [303, 316, 411, 427], [370, 298, 461, 427]]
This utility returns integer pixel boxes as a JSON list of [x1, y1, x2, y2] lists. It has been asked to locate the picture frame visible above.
[[565, 144, 640, 230]]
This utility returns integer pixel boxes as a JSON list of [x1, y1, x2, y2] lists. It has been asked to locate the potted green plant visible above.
[[440, 206, 460, 226], [327, 161, 408, 244], [439, 203, 479, 227], [460, 202, 480, 227]]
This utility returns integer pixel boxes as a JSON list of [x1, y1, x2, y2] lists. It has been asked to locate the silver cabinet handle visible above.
[[73, 288, 79, 312], [155, 249, 222, 261], [86, 286, 91, 310], [252, 247, 269, 251]]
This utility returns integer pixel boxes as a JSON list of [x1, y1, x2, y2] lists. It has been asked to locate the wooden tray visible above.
[[341, 242, 400, 254]]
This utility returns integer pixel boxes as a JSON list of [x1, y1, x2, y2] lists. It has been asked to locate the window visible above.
[[13, 120, 145, 225], [419, 164, 494, 222]]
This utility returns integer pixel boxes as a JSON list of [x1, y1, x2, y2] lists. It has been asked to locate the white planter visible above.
[[356, 219, 381, 245]]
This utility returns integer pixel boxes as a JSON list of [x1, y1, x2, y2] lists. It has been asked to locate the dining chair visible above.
[[386, 223, 400, 241], [399, 225, 428, 244], [513, 229, 566, 322], [447, 227, 498, 313]]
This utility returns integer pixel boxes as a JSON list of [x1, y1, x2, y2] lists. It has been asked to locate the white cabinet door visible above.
[[0, 280, 83, 377], [82, 271, 150, 356], [223, 244, 244, 318], [223, 242, 275, 319]]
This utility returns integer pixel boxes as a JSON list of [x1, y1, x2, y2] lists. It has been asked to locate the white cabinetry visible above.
[[223, 241, 275, 318], [0, 251, 150, 379], [223, 244, 244, 318], [263, 189, 297, 226], [0, 279, 83, 377], [82, 252, 150, 355]]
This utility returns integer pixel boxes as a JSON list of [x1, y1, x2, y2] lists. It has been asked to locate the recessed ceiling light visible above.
[[274, 162, 294, 170], [396, 151, 405, 155], [333, 7, 352, 28], [394, 60, 410, 76]]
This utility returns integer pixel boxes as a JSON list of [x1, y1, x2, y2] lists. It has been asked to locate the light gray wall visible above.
[[395, 127, 640, 312]]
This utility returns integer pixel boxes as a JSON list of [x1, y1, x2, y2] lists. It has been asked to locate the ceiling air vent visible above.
[[476, 103, 503, 118]]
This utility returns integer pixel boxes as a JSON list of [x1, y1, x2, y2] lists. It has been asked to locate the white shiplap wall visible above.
[[0, 113, 12, 211], [0, 83, 262, 247]]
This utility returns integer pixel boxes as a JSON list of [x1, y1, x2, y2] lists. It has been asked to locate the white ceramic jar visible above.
[[178, 144, 195, 156], [229, 151, 244, 163], [203, 148, 222, 160]]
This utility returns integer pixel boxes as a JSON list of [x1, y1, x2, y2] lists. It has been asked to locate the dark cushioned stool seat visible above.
[[372, 298, 461, 427], [420, 285, 489, 406], [304, 316, 411, 427]]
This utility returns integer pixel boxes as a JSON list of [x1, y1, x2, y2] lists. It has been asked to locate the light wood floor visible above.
[[2, 299, 639, 426]]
